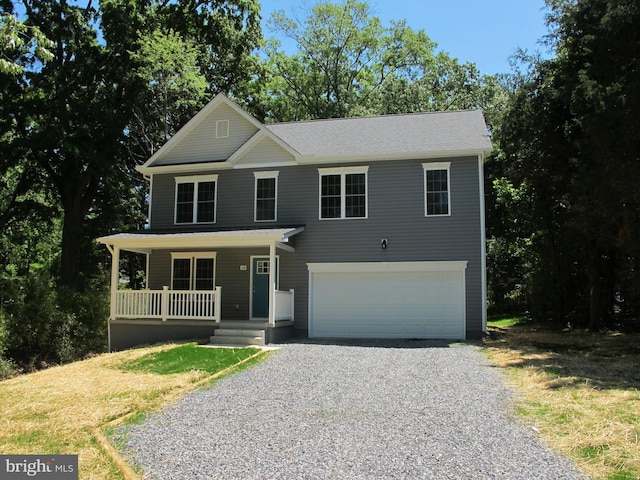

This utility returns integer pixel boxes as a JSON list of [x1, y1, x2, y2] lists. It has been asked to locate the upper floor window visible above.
[[254, 171, 279, 222], [174, 174, 218, 224], [423, 162, 451, 216], [318, 166, 368, 219]]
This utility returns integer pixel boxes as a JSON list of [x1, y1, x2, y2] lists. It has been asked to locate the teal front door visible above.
[[251, 257, 277, 318]]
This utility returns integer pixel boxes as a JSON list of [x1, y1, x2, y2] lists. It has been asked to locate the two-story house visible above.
[[98, 94, 492, 351]]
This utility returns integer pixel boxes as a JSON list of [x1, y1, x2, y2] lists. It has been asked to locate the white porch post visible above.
[[109, 245, 120, 321], [268, 242, 276, 326], [145, 253, 150, 289], [161, 286, 169, 322], [214, 286, 222, 323]]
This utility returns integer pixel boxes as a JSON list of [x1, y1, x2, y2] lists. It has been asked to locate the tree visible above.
[[263, 0, 436, 120], [1, 0, 263, 290], [262, 0, 504, 123], [0, 0, 135, 289], [491, 0, 640, 328], [128, 28, 209, 161], [553, 0, 640, 329]]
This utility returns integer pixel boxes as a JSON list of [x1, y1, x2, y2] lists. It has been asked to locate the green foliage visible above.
[[489, 0, 640, 328], [264, 0, 395, 119], [128, 28, 209, 157], [0, 0, 264, 368], [1, 269, 108, 369], [262, 0, 506, 121], [119, 344, 260, 375], [486, 316, 525, 328], [1, 0, 263, 292], [0, 12, 53, 75], [0, 310, 15, 378]]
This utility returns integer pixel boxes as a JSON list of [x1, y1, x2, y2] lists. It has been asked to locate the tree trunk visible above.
[[59, 202, 85, 291], [589, 251, 616, 331], [59, 175, 97, 291]]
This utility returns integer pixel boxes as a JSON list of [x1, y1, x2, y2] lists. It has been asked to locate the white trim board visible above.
[[307, 261, 468, 273]]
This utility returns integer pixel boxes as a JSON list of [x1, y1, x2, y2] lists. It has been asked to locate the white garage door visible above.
[[308, 262, 466, 339]]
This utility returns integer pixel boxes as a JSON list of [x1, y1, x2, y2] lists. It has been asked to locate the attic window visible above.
[[216, 120, 229, 138]]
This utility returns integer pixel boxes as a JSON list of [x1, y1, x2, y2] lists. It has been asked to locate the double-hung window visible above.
[[254, 171, 278, 222], [174, 174, 218, 224], [423, 162, 451, 216], [171, 253, 216, 290], [318, 166, 368, 219]]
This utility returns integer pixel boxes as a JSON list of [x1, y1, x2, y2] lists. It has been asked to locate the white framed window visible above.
[[171, 252, 217, 290], [423, 162, 451, 216], [254, 171, 279, 222], [318, 166, 368, 220], [174, 174, 218, 224]]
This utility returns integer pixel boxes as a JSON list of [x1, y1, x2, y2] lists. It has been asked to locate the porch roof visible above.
[[97, 227, 304, 254]]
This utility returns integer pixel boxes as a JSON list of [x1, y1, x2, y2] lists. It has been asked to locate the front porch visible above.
[[97, 227, 304, 351]]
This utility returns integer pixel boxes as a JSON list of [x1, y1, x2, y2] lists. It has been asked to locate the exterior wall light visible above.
[[381, 239, 388, 249]]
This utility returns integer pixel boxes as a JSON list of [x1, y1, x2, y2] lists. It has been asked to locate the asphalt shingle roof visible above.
[[265, 109, 492, 158]]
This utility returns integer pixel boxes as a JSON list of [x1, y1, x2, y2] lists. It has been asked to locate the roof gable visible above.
[[228, 131, 298, 168], [141, 94, 266, 168]]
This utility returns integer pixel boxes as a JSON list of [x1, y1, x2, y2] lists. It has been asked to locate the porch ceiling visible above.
[[97, 227, 304, 253]]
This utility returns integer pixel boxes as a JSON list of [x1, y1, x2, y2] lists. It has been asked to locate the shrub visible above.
[[3, 270, 109, 370], [0, 310, 15, 379]]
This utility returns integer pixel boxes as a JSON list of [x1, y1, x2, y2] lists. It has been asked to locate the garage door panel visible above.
[[310, 264, 465, 339]]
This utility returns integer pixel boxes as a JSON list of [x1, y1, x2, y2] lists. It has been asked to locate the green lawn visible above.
[[120, 344, 261, 375]]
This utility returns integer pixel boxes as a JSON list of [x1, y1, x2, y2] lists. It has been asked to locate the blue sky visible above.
[[259, 0, 551, 75]]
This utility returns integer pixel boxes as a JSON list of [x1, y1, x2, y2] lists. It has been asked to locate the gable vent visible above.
[[216, 119, 230, 138]]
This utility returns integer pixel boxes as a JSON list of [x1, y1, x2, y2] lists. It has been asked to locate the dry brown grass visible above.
[[484, 324, 640, 480], [0, 344, 267, 479]]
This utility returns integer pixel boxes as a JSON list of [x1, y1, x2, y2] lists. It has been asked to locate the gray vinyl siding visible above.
[[153, 103, 259, 165], [241, 136, 297, 166], [146, 156, 483, 337]]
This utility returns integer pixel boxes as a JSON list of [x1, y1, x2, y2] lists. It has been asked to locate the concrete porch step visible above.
[[210, 328, 266, 346]]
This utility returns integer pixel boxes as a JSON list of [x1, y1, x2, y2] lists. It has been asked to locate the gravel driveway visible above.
[[117, 341, 588, 479]]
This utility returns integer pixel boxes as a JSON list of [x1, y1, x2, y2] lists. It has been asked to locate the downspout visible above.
[[108, 245, 120, 352], [478, 153, 488, 335], [145, 174, 152, 228]]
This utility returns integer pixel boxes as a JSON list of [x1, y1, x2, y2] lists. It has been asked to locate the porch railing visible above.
[[113, 286, 221, 322], [273, 289, 295, 323]]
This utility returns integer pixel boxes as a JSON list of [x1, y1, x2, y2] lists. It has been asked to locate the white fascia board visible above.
[[307, 261, 468, 273], [281, 226, 305, 240], [296, 149, 492, 166], [121, 247, 153, 255], [140, 93, 265, 169], [136, 162, 232, 176], [97, 228, 304, 252]]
